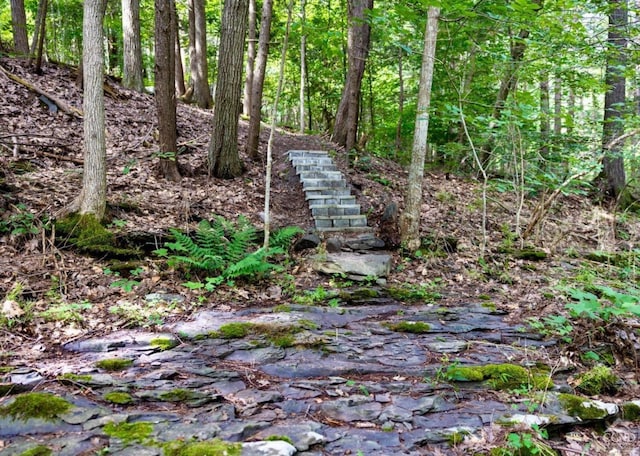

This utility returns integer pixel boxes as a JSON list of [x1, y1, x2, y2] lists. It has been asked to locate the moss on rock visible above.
[[150, 337, 178, 351], [58, 373, 93, 384], [446, 366, 485, 382], [385, 320, 431, 334], [159, 388, 199, 402], [575, 365, 620, 396], [103, 421, 154, 445], [19, 445, 52, 456], [0, 392, 72, 422], [558, 393, 613, 420], [622, 402, 640, 421], [104, 391, 134, 405], [163, 438, 242, 456], [95, 358, 133, 371], [445, 363, 553, 390]]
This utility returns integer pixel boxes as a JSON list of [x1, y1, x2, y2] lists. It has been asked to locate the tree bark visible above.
[[299, 0, 307, 133], [539, 72, 549, 159], [245, 0, 274, 160], [399, 7, 440, 252], [10, 0, 29, 55], [208, 0, 249, 178], [155, 0, 181, 182], [331, 0, 373, 153], [394, 46, 404, 157], [122, 0, 144, 91], [597, 0, 629, 204], [173, 2, 186, 96], [29, 0, 48, 73], [77, 0, 108, 219], [553, 75, 562, 135], [188, 0, 212, 108], [243, 0, 257, 117]]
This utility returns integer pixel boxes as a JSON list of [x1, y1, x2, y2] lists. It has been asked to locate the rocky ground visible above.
[[1, 57, 640, 454]]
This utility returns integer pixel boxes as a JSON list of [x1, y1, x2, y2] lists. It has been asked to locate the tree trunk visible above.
[[208, 0, 249, 178], [10, 0, 29, 55], [597, 0, 629, 204], [299, 0, 307, 133], [331, 0, 373, 153], [78, 0, 108, 219], [173, 2, 186, 96], [245, 0, 274, 160], [155, 0, 181, 182], [122, 0, 144, 91], [399, 7, 440, 252], [29, 0, 48, 73], [243, 0, 256, 117], [188, 0, 211, 108], [539, 72, 549, 159], [553, 75, 562, 135], [394, 47, 404, 157]]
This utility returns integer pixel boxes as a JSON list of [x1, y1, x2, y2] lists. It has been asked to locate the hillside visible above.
[[1, 57, 640, 455]]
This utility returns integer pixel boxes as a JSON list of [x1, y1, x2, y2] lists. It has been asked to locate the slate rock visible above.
[[242, 440, 297, 456], [294, 233, 321, 252], [319, 395, 383, 422], [325, 237, 343, 253], [344, 235, 386, 251], [312, 252, 392, 278]]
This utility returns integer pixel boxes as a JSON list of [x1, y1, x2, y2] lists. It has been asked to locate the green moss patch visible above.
[[558, 393, 613, 420], [575, 365, 620, 396], [158, 388, 199, 402], [95, 358, 134, 371], [104, 392, 134, 405], [150, 337, 178, 351], [103, 421, 154, 445], [445, 363, 553, 391], [58, 373, 93, 384], [622, 402, 640, 421], [385, 320, 431, 333], [214, 322, 254, 339], [19, 445, 52, 456], [163, 438, 242, 456], [265, 435, 294, 445], [0, 392, 72, 422], [210, 320, 321, 349]]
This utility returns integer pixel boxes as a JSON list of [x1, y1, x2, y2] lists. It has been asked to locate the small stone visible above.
[[325, 238, 342, 253], [294, 233, 321, 252], [241, 440, 297, 456], [295, 431, 326, 451]]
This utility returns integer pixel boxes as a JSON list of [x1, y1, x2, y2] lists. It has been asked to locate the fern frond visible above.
[[270, 226, 303, 250], [223, 249, 281, 280], [227, 217, 257, 264]]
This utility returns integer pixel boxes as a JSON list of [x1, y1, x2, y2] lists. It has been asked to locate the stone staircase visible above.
[[288, 150, 370, 232]]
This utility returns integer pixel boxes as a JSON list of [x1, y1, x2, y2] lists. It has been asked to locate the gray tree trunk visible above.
[[399, 7, 440, 252], [10, 0, 29, 55], [173, 2, 186, 96], [208, 0, 249, 178], [78, 0, 108, 218], [122, 0, 144, 91], [245, 0, 274, 160], [188, 0, 211, 108], [331, 0, 373, 153], [243, 0, 257, 117], [155, 0, 181, 181]]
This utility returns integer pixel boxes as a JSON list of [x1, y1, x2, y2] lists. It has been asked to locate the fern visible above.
[[161, 216, 301, 287]]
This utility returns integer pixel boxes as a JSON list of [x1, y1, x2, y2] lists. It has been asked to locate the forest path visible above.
[[0, 290, 630, 455]]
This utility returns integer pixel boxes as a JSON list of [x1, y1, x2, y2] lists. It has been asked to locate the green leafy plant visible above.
[[527, 315, 573, 343], [562, 284, 640, 322], [0, 203, 46, 239], [156, 217, 301, 289], [108, 267, 143, 293], [39, 301, 92, 323]]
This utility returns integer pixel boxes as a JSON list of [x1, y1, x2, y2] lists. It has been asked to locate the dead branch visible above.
[[0, 63, 83, 118]]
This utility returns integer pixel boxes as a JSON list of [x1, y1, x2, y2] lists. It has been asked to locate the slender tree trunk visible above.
[[188, 0, 211, 108], [245, 0, 274, 159], [155, 0, 181, 181], [10, 0, 29, 55], [553, 75, 562, 135], [208, 0, 249, 178], [567, 87, 575, 135], [597, 0, 629, 204], [173, 3, 186, 96], [29, 0, 48, 73], [399, 7, 440, 252], [539, 72, 550, 159], [243, 0, 257, 117], [331, 0, 373, 153], [299, 0, 307, 133], [395, 47, 404, 157], [122, 0, 144, 91], [78, 0, 108, 218]]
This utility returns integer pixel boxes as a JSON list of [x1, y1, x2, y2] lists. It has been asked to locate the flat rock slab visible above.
[[1, 297, 636, 455], [312, 252, 392, 278]]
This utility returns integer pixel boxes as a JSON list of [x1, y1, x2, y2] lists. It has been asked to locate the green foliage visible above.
[[18, 445, 53, 456], [385, 320, 431, 333], [0, 203, 46, 241], [558, 393, 613, 420], [387, 282, 441, 303], [156, 217, 300, 289], [293, 286, 337, 305], [445, 364, 552, 391], [95, 358, 133, 371], [492, 426, 554, 456], [562, 284, 640, 322], [0, 392, 72, 422], [527, 315, 573, 343], [0, 282, 34, 329], [39, 300, 92, 323], [150, 337, 178, 350], [108, 300, 171, 328]]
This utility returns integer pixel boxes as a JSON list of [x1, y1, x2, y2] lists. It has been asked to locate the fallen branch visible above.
[[0, 64, 83, 118]]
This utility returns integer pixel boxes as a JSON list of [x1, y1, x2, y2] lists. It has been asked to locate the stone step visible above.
[[310, 204, 361, 217], [299, 170, 344, 180], [288, 150, 329, 159], [295, 164, 338, 174], [304, 187, 352, 197], [302, 179, 347, 189], [307, 195, 357, 206], [314, 225, 373, 233], [315, 215, 368, 229], [291, 157, 335, 168]]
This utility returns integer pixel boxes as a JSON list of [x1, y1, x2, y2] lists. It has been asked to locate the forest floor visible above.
[[1, 57, 640, 454]]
